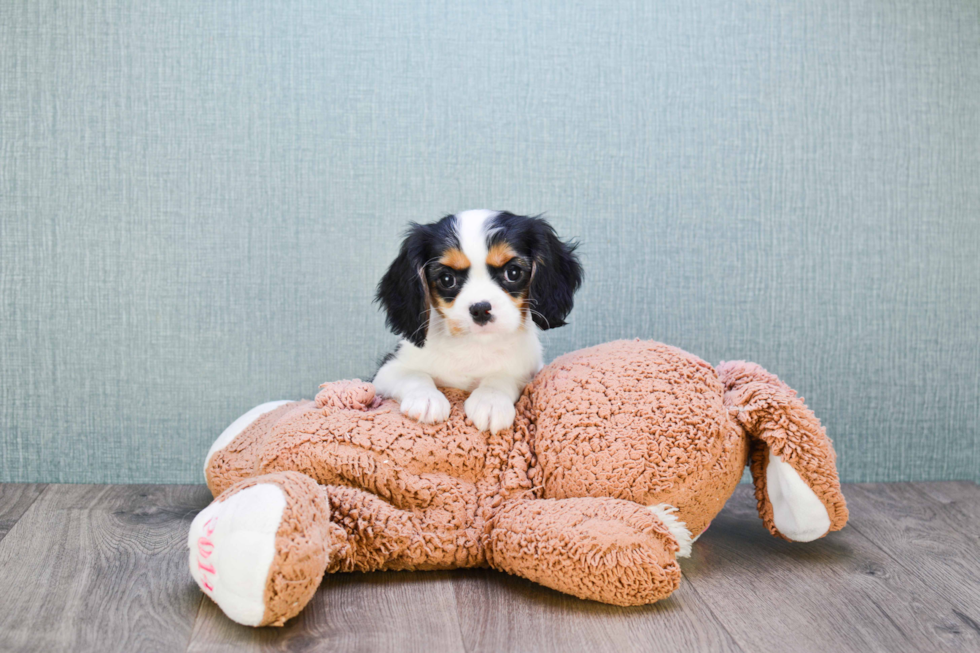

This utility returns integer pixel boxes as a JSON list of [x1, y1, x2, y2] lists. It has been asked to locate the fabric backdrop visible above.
[[1, 0, 978, 484]]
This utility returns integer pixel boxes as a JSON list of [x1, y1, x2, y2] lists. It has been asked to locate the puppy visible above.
[[373, 209, 582, 433]]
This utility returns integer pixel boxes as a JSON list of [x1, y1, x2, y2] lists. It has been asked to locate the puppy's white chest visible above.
[[405, 332, 541, 391], [420, 331, 541, 392]]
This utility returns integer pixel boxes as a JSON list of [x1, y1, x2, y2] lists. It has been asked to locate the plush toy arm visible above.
[[716, 361, 848, 542], [485, 497, 682, 606], [205, 381, 380, 497], [314, 379, 381, 411]]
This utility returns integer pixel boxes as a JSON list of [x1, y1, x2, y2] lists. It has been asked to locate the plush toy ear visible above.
[[527, 219, 583, 330], [375, 224, 431, 347]]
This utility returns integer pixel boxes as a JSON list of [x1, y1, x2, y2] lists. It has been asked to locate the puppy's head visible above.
[[376, 210, 582, 347]]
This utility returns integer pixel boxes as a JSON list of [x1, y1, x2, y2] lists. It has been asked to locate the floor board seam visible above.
[[678, 576, 749, 653], [0, 483, 49, 545], [184, 591, 207, 653], [446, 581, 469, 653]]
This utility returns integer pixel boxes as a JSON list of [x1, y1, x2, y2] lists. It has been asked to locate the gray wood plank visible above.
[[452, 567, 743, 653], [0, 483, 213, 653], [844, 483, 980, 632], [188, 570, 466, 653], [682, 485, 980, 653], [913, 481, 980, 532], [921, 481, 980, 502], [0, 483, 46, 542]]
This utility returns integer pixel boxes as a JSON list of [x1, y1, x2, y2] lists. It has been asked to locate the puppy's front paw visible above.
[[465, 388, 516, 434], [400, 388, 451, 424]]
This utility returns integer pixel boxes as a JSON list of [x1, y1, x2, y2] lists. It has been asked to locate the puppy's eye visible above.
[[437, 271, 457, 290], [505, 265, 524, 283]]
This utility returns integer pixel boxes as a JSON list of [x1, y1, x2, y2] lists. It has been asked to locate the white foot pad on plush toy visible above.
[[188, 484, 285, 626], [766, 452, 831, 542], [648, 503, 693, 558], [205, 400, 293, 471]]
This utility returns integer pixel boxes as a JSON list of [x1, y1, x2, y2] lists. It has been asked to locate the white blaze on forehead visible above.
[[445, 209, 524, 334], [454, 209, 499, 279]]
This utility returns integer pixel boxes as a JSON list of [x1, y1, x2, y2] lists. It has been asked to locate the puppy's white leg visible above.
[[465, 375, 521, 434], [374, 360, 450, 424]]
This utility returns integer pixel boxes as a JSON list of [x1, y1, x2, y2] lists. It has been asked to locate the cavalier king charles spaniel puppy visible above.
[[373, 209, 583, 433]]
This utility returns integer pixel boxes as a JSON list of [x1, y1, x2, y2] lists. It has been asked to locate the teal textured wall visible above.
[[1, 1, 978, 484]]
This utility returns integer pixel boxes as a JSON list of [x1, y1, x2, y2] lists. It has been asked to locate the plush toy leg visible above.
[[716, 361, 848, 542], [204, 400, 301, 496], [205, 382, 382, 497], [320, 483, 461, 572], [205, 401, 293, 469], [188, 471, 346, 627], [486, 497, 683, 606]]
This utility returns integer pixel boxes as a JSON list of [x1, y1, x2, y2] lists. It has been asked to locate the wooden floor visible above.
[[0, 482, 977, 653]]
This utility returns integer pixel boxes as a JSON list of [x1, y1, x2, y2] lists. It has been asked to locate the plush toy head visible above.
[[191, 339, 848, 626]]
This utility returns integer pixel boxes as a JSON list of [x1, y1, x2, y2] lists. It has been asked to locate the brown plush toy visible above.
[[188, 339, 847, 626]]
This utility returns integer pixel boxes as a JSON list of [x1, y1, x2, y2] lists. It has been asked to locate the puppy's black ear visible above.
[[375, 224, 431, 347], [527, 218, 583, 330]]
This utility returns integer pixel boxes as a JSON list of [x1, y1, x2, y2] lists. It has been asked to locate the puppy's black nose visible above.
[[469, 301, 493, 325]]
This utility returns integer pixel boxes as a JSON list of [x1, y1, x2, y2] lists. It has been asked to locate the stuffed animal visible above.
[[188, 339, 847, 627]]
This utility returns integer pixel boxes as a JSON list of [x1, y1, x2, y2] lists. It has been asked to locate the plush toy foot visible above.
[[763, 452, 831, 541], [717, 360, 848, 542], [188, 471, 346, 627]]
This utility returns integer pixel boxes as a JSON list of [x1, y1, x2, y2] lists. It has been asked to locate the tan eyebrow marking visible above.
[[439, 248, 470, 270], [487, 242, 517, 268]]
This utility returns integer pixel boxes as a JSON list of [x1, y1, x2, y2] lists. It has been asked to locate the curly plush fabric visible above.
[[192, 339, 848, 626], [218, 472, 345, 627], [716, 360, 849, 538], [528, 340, 747, 537], [487, 497, 682, 606]]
